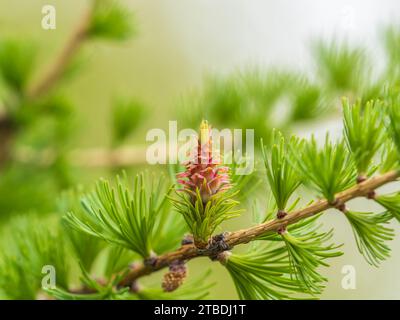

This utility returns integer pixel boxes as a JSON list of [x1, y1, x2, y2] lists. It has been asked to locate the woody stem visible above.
[[118, 169, 399, 288]]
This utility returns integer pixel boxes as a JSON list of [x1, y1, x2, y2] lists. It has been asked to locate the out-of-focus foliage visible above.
[[89, 0, 134, 41], [386, 94, 400, 156], [383, 25, 400, 82], [58, 189, 106, 272], [312, 40, 370, 94], [1, 99, 400, 299], [46, 270, 213, 300], [0, 40, 36, 93], [177, 70, 320, 141], [0, 214, 70, 299], [111, 98, 147, 145], [1, 1, 400, 301], [0, 0, 137, 218], [176, 26, 400, 142]]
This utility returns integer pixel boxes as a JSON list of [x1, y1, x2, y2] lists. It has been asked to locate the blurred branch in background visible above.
[[0, 0, 136, 218], [0, 0, 135, 166], [14, 145, 147, 168], [0, 8, 91, 169], [1, 1, 400, 300], [311, 40, 370, 95], [0, 110, 15, 167], [1, 18, 400, 220], [176, 34, 399, 140], [27, 9, 92, 99]]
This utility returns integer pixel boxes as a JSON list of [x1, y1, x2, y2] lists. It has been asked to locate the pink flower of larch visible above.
[[177, 120, 231, 204]]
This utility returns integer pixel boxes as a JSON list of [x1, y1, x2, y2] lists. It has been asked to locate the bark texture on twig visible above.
[[27, 9, 92, 99], [118, 170, 399, 288]]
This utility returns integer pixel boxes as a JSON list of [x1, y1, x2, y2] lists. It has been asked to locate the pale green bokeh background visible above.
[[1, 0, 400, 299]]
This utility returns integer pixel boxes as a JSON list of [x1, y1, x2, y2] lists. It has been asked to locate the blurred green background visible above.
[[1, 0, 400, 299]]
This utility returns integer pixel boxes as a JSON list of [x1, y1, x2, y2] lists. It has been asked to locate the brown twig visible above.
[[0, 9, 93, 168], [118, 170, 399, 288], [14, 146, 148, 167], [27, 9, 92, 99], [0, 113, 16, 168]]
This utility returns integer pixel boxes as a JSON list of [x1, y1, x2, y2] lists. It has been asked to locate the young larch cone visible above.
[[161, 261, 187, 292], [177, 120, 231, 204]]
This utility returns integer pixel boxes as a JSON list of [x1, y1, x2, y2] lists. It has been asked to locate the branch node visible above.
[[330, 198, 348, 212], [277, 226, 287, 235], [329, 198, 339, 206], [181, 234, 194, 245], [116, 170, 399, 290], [208, 232, 231, 260], [356, 175, 367, 184], [143, 252, 158, 268], [277, 210, 287, 219], [336, 202, 347, 213], [194, 238, 208, 249], [216, 250, 231, 266], [367, 190, 376, 199]]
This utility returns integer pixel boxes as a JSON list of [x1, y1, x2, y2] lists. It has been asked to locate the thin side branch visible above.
[[0, 9, 92, 168], [14, 146, 148, 167], [118, 170, 399, 288], [27, 9, 92, 99], [0, 113, 16, 168]]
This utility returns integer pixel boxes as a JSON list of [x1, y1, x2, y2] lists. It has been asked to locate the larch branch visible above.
[[27, 9, 92, 99], [118, 169, 399, 288], [14, 146, 148, 167], [0, 8, 93, 168]]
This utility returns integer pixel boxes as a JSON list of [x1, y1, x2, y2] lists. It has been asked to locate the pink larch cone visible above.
[[177, 120, 231, 204]]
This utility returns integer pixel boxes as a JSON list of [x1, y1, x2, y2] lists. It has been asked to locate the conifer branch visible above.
[[118, 169, 399, 288], [0, 1, 134, 168], [14, 146, 148, 167], [27, 9, 92, 99], [0, 112, 15, 167], [0, 8, 92, 168]]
